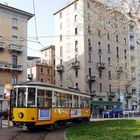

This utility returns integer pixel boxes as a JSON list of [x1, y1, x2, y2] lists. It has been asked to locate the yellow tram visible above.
[[11, 81, 91, 130]]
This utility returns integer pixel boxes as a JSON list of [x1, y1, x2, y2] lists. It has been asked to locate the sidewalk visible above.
[[0, 120, 13, 128]]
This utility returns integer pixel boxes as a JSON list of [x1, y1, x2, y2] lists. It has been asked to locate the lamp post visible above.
[[4, 84, 13, 128]]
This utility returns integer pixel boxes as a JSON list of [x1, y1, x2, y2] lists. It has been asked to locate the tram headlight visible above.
[[18, 112, 24, 118]]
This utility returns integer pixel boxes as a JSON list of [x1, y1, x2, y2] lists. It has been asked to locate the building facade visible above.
[[0, 3, 33, 111], [27, 45, 55, 84], [54, 0, 140, 111]]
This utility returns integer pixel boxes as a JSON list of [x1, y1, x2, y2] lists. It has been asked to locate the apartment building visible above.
[[0, 3, 33, 110], [54, 0, 140, 111], [27, 45, 55, 84]]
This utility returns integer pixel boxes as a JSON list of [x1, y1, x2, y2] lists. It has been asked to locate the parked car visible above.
[[0, 111, 8, 119], [102, 108, 123, 118], [123, 109, 135, 116]]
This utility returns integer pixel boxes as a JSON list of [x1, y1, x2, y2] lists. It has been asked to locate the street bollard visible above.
[[97, 114, 99, 118], [103, 114, 104, 118], [108, 114, 109, 118]]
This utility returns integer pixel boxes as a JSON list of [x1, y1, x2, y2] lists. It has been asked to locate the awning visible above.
[[92, 101, 122, 106]]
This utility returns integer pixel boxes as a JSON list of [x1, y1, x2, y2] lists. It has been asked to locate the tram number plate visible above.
[[38, 109, 51, 120], [70, 109, 81, 118]]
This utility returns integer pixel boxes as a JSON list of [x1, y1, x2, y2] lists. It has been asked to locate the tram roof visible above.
[[16, 81, 91, 96]]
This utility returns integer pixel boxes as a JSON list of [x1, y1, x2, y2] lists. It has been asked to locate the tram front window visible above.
[[17, 88, 26, 107], [27, 87, 36, 107]]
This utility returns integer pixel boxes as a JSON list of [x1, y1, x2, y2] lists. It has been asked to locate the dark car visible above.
[[0, 111, 8, 119], [102, 108, 123, 118]]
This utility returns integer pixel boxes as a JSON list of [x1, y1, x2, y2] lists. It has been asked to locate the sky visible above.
[[0, 0, 69, 56]]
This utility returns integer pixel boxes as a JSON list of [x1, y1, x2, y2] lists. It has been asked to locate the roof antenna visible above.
[[4, 2, 8, 6]]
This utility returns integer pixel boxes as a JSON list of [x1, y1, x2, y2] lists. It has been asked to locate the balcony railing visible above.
[[9, 44, 23, 53], [56, 64, 64, 73], [126, 93, 132, 98], [97, 62, 106, 70], [108, 92, 115, 97], [87, 75, 96, 83], [28, 74, 33, 80], [116, 66, 123, 73], [0, 63, 23, 72], [0, 42, 5, 50], [71, 61, 80, 69], [88, 90, 96, 96]]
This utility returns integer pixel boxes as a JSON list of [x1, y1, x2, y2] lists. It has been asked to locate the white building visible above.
[[54, 0, 140, 111]]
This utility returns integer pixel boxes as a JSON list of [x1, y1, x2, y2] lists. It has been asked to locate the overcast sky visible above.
[[0, 0, 68, 56]]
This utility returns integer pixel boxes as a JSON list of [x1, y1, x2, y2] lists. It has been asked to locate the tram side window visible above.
[[37, 89, 44, 107], [73, 95, 79, 108], [10, 89, 16, 107], [53, 92, 68, 108], [28, 88, 36, 107], [85, 97, 90, 108], [81, 97, 85, 108], [17, 88, 26, 107], [44, 90, 52, 108], [37, 89, 52, 108]]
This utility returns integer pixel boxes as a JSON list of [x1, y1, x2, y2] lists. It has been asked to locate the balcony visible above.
[[28, 74, 33, 80], [56, 64, 64, 73], [97, 62, 106, 70], [9, 44, 23, 53], [108, 92, 115, 98], [87, 75, 96, 83], [0, 42, 5, 50], [126, 93, 132, 98], [88, 90, 96, 96], [0, 62, 23, 72], [88, 46, 92, 52], [71, 61, 80, 69], [116, 66, 123, 73]]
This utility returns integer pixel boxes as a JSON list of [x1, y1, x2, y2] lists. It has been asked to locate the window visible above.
[[108, 71, 111, 80], [88, 26, 91, 34], [17, 87, 26, 107], [60, 34, 62, 42], [89, 68, 91, 76], [124, 38, 126, 45], [109, 84, 112, 93], [88, 53, 92, 62], [87, 2, 90, 8], [28, 88, 36, 107], [116, 47, 119, 58], [99, 83, 102, 92], [107, 33, 110, 40], [12, 18, 18, 29], [124, 49, 127, 59], [40, 67, 43, 73], [75, 69, 78, 77], [74, 2, 77, 10], [37, 89, 52, 108], [99, 70, 102, 78], [108, 57, 111, 66], [98, 30, 101, 37], [41, 78, 43, 82], [12, 74, 17, 84], [12, 35, 17, 45], [88, 39, 91, 46], [75, 28, 78, 35], [116, 35, 119, 42], [60, 46, 63, 57], [48, 68, 50, 74], [108, 44, 111, 53], [74, 15, 77, 22], [60, 12, 62, 18], [75, 40, 78, 52], [12, 55, 17, 68]]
